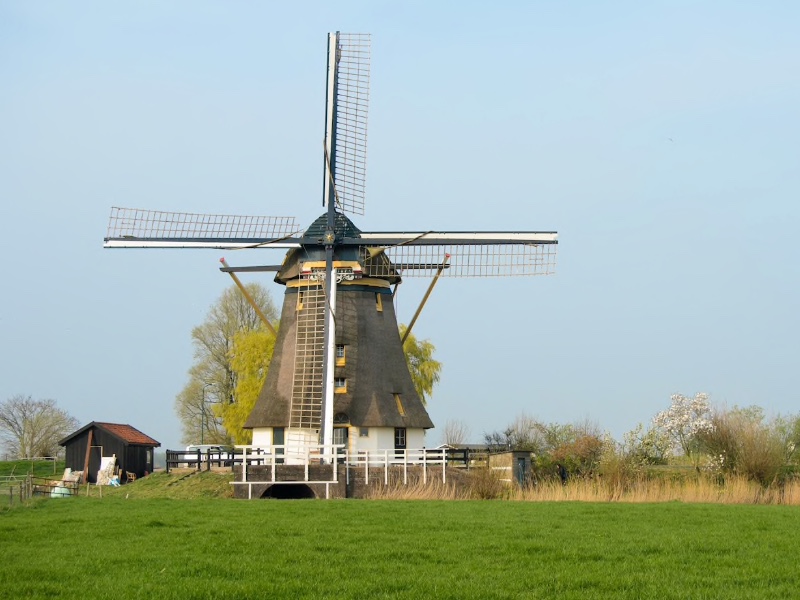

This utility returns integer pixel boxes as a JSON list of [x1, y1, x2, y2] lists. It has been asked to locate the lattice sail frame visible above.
[[360, 243, 557, 278], [332, 33, 370, 216], [106, 207, 299, 241]]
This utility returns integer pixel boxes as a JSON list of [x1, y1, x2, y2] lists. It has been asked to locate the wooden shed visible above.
[[59, 422, 160, 483]]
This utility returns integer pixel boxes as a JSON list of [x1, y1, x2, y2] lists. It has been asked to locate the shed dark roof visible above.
[[59, 422, 160, 447]]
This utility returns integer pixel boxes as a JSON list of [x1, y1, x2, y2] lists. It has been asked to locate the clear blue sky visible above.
[[1, 1, 798, 451]]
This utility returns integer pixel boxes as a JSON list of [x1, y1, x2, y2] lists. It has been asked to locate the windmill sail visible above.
[[324, 32, 370, 216], [355, 231, 558, 278], [104, 207, 301, 249]]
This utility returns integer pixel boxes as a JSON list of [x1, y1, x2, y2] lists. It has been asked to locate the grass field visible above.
[[1, 495, 798, 599], [0, 459, 64, 479]]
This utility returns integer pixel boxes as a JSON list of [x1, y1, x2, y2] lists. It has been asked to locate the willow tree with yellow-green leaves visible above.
[[217, 327, 276, 444], [399, 324, 442, 407]]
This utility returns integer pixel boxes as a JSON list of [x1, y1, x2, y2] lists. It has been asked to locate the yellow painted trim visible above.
[[394, 393, 406, 416], [287, 277, 388, 289], [301, 260, 363, 270], [376, 293, 383, 312], [340, 278, 390, 288], [287, 280, 323, 289]]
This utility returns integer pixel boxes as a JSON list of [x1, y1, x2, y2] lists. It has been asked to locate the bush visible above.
[[467, 467, 505, 500], [622, 423, 671, 466], [699, 406, 788, 485], [551, 434, 605, 477]]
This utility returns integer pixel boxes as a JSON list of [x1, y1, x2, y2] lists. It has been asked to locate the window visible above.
[[333, 412, 349, 424], [335, 344, 346, 366], [333, 427, 348, 446], [375, 293, 383, 312], [334, 377, 347, 393], [359, 427, 369, 438], [296, 291, 304, 311], [393, 393, 406, 416], [394, 427, 407, 449]]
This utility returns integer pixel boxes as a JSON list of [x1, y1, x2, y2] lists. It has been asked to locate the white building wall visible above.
[[251, 425, 430, 461], [251, 427, 273, 447], [407, 428, 427, 449], [349, 427, 429, 452]]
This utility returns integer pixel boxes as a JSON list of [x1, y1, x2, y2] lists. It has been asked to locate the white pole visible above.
[[322, 269, 337, 461], [322, 32, 337, 210]]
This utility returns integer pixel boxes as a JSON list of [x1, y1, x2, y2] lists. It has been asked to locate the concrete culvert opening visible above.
[[261, 484, 316, 499]]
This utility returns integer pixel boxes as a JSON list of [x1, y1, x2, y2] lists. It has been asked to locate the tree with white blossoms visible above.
[[652, 393, 714, 467]]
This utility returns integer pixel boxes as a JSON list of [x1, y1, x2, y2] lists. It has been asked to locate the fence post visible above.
[[196, 449, 201, 472]]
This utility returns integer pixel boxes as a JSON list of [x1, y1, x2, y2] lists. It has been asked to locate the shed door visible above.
[[516, 457, 527, 485], [88, 446, 102, 484]]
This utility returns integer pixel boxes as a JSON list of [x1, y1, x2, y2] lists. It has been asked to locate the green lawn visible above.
[[0, 459, 64, 479], [1, 498, 797, 599]]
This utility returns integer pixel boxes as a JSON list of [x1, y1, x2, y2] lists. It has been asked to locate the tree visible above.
[[220, 327, 277, 444], [652, 392, 714, 467], [484, 413, 547, 453], [399, 324, 442, 406], [441, 419, 471, 446], [174, 284, 278, 445], [0, 395, 79, 458]]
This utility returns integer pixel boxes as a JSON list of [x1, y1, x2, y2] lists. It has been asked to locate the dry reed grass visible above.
[[367, 472, 800, 505]]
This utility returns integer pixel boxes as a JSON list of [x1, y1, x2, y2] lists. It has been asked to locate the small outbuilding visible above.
[[59, 422, 160, 483], [488, 451, 534, 486]]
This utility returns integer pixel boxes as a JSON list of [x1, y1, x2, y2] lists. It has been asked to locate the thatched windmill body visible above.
[[104, 33, 558, 460]]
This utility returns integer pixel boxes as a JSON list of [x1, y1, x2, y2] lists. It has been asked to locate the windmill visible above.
[[104, 32, 558, 462]]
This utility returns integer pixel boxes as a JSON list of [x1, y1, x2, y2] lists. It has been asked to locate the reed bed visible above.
[[367, 472, 800, 505]]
